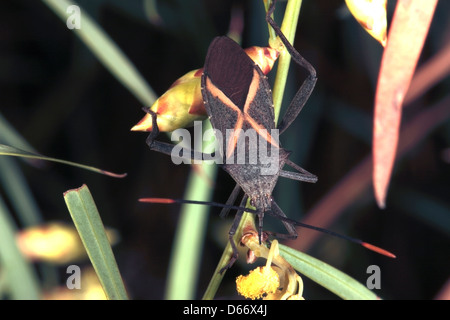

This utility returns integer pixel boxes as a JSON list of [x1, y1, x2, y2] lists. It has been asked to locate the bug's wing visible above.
[[201, 37, 276, 133], [201, 36, 289, 210], [202, 36, 253, 113]]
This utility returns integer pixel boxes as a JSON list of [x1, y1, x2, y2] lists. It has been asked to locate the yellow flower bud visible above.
[[131, 45, 279, 133], [346, 0, 387, 46], [131, 69, 206, 132], [16, 222, 118, 264]]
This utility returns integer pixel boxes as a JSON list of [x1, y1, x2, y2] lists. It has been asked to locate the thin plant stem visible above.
[[271, 0, 303, 124], [165, 121, 218, 300]]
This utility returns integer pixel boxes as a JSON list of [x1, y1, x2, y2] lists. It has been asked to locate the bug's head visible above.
[[250, 194, 273, 243]]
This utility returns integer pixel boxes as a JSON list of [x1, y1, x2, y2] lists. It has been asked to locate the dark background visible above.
[[1, 0, 449, 299]]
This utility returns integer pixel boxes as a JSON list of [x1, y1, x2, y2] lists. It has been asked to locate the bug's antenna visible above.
[[139, 198, 258, 214], [140, 197, 396, 258], [266, 209, 396, 258]]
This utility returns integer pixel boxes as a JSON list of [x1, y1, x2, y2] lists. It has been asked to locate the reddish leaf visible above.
[[287, 95, 450, 253], [373, 0, 437, 208]]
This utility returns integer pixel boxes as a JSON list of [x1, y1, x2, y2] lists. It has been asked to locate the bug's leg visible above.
[[143, 108, 216, 161], [219, 183, 242, 219], [279, 158, 318, 183], [219, 195, 248, 274], [265, 200, 298, 240], [266, 0, 318, 135], [142, 108, 160, 147], [277, 75, 317, 135]]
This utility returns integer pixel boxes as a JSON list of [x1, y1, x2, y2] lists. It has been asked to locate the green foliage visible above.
[[280, 244, 377, 300], [64, 185, 128, 300]]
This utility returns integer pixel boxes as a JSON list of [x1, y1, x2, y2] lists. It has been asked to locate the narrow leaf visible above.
[[0, 195, 40, 299], [41, 0, 157, 106], [165, 121, 218, 300], [0, 144, 126, 178], [279, 244, 378, 300], [373, 0, 437, 208], [0, 157, 42, 226], [0, 113, 37, 154], [63, 185, 128, 300]]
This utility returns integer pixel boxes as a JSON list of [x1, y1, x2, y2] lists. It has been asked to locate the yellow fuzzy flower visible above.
[[236, 232, 305, 300], [236, 266, 280, 300]]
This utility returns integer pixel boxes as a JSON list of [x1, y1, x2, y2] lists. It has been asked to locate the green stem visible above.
[[272, 0, 303, 124], [202, 208, 255, 300], [0, 195, 40, 299], [165, 121, 218, 300]]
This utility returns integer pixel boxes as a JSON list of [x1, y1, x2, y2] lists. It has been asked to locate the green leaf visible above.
[[164, 162, 216, 300], [0, 113, 37, 154], [165, 121, 218, 300], [41, 0, 157, 107], [0, 143, 126, 178], [63, 185, 128, 300], [0, 157, 42, 226], [279, 244, 378, 300], [0, 195, 40, 299]]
